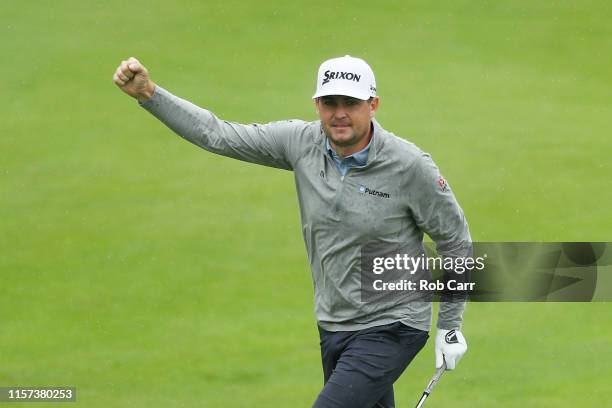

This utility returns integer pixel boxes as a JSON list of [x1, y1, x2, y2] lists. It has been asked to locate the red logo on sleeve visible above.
[[437, 176, 448, 192]]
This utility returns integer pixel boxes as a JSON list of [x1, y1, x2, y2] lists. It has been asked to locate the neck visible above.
[[330, 122, 373, 158]]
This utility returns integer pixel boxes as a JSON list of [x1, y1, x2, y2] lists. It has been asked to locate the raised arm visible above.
[[112, 57, 304, 170]]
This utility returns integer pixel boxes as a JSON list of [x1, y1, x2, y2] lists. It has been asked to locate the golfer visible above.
[[113, 55, 470, 408]]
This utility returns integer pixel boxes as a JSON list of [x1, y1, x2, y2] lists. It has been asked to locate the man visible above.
[[113, 55, 470, 407]]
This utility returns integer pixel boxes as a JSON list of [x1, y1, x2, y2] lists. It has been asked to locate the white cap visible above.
[[312, 55, 377, 100]]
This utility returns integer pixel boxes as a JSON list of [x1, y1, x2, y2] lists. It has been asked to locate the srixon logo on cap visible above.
[[322, 70, 361, 85]]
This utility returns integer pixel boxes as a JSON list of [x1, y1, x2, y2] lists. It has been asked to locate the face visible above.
[[315, 95, 380, 149]]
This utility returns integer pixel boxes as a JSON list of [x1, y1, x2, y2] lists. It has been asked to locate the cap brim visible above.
[[312, 87, 371, 100]]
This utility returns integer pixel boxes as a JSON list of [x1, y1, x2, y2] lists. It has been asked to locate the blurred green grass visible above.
[[1, 1, 611, 407]]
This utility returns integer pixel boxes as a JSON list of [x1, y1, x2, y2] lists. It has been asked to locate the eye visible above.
[[321, 98, 336, 107]]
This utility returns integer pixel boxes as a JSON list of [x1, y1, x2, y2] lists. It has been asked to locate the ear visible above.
[[369, 96, 380, 118], [314, 98, 320, 114]]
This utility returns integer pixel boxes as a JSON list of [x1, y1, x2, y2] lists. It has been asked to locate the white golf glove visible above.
[[435, 329, 467, 370]]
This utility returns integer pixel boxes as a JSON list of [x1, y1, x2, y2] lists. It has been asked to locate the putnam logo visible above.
[[322, 70, 362, 85], [359, 185, 390, 199]]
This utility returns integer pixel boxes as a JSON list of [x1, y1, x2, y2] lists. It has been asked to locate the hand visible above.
[[112, 57, 156, 102], [435, 329, 467, 370]]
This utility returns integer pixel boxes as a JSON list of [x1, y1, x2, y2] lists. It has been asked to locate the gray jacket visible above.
[[141, 86, 471, 332]]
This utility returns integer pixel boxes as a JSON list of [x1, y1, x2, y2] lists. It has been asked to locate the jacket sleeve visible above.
[[407, 153, 472, 330], [140, 86, 304, 170]]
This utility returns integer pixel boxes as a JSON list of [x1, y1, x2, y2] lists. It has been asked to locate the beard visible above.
[[322, 121, 372, 149], [322, 125, 360, 147]]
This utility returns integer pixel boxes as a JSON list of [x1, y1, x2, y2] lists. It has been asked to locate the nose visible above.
[[333, 104, 348, 119]]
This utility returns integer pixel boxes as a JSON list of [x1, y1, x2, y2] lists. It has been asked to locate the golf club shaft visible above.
[[414, 360, 446, 407]]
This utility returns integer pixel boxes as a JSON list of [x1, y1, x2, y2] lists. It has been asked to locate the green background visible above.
[[1, 1, 611, 406]]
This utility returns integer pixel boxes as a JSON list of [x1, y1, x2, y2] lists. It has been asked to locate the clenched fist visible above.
[[113, 57, 156, 102]]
